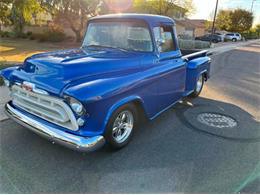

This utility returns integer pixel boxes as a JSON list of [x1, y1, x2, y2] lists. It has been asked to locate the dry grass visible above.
[[0, 38, 80, 65]]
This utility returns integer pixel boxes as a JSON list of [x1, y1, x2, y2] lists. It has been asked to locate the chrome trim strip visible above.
[[5, 102, 105, 152]]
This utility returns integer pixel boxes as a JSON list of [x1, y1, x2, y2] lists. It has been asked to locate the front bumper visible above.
[[5, 102, 105, 152]]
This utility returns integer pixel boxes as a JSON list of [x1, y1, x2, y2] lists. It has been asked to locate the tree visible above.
[[215, 9, 232, 31], [0, 0, 42, 34], [10, 0, 42, 35], [229, 9, 253, 32], [216, 8, 253, 33], [256, 24, 260, 37], [132, 0, 194, 17], [40, 0, 101, 42], [0, 0, 12, 30]]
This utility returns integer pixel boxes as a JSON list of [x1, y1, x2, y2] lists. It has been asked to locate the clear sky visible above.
[[189, 0, 260, 25]]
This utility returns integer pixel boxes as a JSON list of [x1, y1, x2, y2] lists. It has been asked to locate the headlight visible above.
[[65, 96, 85, 115]]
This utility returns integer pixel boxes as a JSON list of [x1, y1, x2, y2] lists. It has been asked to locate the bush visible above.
[[29, 24, 66, 42], [16, 32, 28, 39], [26, 31, 33, 37], [241, 32, 259, 40], [0, 31, 12, 38], [43, 23, 66, 42], [178, 39, 211, 49]]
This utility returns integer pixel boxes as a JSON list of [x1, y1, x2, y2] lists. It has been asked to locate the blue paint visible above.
[[0, 14, 211, 138]]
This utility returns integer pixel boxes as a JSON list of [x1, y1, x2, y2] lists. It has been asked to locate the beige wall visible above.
[[194, 27, 206, 37], [175, 23, 186, 35]]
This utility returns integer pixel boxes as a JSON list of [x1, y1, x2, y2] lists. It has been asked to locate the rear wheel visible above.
[[189, 74, 204, 98], [232, 38, 237, 42], [105, 104, 137, 149]]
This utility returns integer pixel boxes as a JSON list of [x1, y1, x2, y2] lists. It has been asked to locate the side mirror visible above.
[[156, 38, 165, 53]]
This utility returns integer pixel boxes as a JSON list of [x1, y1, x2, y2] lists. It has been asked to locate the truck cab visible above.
[[1, 14, 211, 152]]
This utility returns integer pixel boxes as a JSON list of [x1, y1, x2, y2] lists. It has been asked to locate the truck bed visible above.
[[181, 49, 212, 61]]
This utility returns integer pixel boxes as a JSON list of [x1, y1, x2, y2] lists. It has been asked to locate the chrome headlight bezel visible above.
[[64, 96, 85, 116]]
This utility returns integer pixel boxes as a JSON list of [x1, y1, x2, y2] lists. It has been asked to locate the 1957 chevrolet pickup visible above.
[[1, 14, 211, 152]]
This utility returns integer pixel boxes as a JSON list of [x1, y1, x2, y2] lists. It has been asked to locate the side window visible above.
[[153, 25, 176, 52]]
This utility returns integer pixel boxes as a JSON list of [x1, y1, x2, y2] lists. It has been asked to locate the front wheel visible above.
[[189, 74, 204, 98], [104, 104, 137, 149]]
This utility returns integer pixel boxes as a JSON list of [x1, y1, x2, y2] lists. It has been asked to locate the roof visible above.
[[89, 14, 175, 26], [175, 19, 195, 30], [189, 19, 207, 28]]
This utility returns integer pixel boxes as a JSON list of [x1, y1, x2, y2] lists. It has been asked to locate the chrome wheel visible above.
[[196, 75, 203, 93], [112, 110, 134, 144]]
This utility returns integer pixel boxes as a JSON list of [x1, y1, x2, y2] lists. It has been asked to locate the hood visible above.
[[10, 48, 145, 95]]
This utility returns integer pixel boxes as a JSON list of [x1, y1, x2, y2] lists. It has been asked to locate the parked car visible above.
[[225, 33, 242, 42], [0, 14, 211, 152], [215, 32, 225, 42], [195, 34, 222, 43]]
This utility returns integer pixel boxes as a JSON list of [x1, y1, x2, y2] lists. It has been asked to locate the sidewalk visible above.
[[209, 39, 260, 55]]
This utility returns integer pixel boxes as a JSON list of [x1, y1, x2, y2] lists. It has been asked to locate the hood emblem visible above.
[[21, 81, 49, 95], [21, 81, 35, 92]]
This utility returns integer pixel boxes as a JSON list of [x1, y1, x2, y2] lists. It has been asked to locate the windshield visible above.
[[82, 21, 153, 52]]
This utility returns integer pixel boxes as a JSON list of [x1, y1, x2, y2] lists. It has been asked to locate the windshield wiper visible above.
[[83, 44, 129, 52]]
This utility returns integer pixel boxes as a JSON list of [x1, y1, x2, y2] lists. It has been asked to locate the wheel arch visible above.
[[102, 95, 147, 131]]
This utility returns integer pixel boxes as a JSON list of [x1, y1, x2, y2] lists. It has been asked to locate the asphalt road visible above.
[[0, 42, 260, 193]]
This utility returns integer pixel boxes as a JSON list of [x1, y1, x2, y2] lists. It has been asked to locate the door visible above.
[[153, 25, 186, 112]]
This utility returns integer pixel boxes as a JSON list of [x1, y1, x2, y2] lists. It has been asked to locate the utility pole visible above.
[[251, 0, 256, 13], [210, 0, 219, 45]]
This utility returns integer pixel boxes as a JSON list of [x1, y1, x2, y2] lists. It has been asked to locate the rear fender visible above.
[[185, 56, 211, 92]]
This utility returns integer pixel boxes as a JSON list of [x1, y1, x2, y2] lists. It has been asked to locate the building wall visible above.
[[194, 27, 206, 37], [175, 23, 186, 35]]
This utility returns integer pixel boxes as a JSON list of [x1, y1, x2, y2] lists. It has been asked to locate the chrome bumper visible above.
[[5, 102, 105, 152]]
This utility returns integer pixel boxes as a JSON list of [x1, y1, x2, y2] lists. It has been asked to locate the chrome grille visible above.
[[10, 85, 78, 131]]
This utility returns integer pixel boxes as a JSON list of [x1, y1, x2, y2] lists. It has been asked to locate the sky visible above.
[[189, 0, 260, 25]]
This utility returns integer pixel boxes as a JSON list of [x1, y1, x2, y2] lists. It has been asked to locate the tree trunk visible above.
[[75, 30, 82, 42]]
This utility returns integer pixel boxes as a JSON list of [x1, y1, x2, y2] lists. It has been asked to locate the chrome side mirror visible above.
[[156, 38, 165, 53]]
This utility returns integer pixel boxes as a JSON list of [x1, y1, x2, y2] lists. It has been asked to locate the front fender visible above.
[[102, 95, 145, 130], [62, 73, 149, 136], [0, 66, 20, 80]]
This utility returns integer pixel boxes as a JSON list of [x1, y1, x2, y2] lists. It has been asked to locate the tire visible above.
[[104, 103, 138, 149], [189, 74, 204, 98], [232, 38, 237, 42]]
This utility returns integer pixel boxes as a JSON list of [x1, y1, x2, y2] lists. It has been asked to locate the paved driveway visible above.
[[0, 42, 259, 193]]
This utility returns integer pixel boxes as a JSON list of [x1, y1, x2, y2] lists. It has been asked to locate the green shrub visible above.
[[26, 31, 33, 37], [29, 25, 66, 42], [0, 31, 12, 38], [16, 32, 28, 39]]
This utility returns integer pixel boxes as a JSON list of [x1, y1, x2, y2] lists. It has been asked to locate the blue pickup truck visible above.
[[1, 14, 211, 152]]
